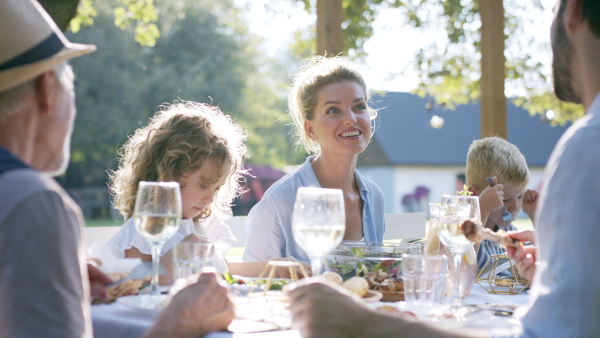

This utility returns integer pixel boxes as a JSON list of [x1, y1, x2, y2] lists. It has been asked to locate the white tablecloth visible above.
[[91, 284, 529, 338]]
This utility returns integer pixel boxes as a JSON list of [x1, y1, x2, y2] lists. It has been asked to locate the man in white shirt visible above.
[[288, 0, 600, 336]]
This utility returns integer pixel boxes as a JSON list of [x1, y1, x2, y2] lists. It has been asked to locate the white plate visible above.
[[228, 319, 280, 333], [116, 294, 170, 316]]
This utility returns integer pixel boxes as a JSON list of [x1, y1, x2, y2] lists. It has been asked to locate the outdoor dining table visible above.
[[91, 282, 529, 337]]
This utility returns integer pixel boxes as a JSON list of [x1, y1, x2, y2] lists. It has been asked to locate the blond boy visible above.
[[465, 137, 539, 271]]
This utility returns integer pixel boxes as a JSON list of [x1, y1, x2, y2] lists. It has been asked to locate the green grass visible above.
[[85, 218, 122, 227], [510, 217, 534, 231]]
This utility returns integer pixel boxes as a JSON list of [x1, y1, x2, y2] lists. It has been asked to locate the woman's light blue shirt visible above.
[[242, 155, 386, 262]]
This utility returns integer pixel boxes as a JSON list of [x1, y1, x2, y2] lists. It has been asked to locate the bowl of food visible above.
[[325, 241, 421, 278], [324, 241, 421, 302]]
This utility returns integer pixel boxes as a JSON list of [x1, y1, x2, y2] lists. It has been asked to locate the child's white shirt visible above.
[[107, 214, 237, 273]]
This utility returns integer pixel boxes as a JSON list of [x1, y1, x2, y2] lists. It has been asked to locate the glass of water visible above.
[[172, 242, 216, 280], [133, 181, 182, 294], [292, 187, 345, 276], [402, 254, 448, 306]]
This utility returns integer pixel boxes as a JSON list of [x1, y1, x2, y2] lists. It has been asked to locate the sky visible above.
[[235, 0, 558, 94]]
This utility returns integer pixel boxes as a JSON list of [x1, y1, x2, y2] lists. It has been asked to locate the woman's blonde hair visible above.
[[466, 137, 529, 192], [109, 101, 247, 221], [288, 55, 377, 154]]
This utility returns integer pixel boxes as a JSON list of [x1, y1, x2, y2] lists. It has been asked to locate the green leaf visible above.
[[351, 247, 365, 258]]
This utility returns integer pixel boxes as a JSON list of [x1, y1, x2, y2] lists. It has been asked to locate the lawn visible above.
[[85, 218, 122, 227]]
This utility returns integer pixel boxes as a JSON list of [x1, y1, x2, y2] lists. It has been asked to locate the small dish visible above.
[[228, 319, 280, 333], [362, 290, 383, 303], [380, 291, 405, 302]]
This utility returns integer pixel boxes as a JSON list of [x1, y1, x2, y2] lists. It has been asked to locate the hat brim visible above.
[[0, 42, 96, 92]]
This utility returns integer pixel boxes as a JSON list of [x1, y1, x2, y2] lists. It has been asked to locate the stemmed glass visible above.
[[437, 195, 481, 306], [292, 187, 345, 276], [133, 181, 182, 294]]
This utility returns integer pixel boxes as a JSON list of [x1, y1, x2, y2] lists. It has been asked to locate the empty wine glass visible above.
[[292, 187, 345, 276], [134, 181, 182, 294], [437, 195, 481, 306]]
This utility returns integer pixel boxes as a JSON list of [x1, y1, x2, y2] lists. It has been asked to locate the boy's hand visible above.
[[522, 189, 540, 222], [478, 177, 504, 226]]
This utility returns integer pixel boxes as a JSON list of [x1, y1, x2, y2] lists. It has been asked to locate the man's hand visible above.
[[505, 230, 538, 282], [145, 272, 234, 338], [521, 189, 540, 223], [288, 281, 371, 338], [87, 263, 112, 301]]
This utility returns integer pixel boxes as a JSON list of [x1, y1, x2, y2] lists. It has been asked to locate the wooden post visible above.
[[316, 0, 343, 57], [479, 0, 506, 139]]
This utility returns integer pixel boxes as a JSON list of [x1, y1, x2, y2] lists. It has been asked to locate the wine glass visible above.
[[134, 181, 182, 294], [292, 187, 345, 276], [437, 195, 481, 306]]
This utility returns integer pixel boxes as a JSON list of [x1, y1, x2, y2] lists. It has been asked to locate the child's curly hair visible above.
[[109, 101, 248, 222]]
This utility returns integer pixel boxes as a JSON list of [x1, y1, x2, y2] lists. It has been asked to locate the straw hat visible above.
[[0, 0, 96, 92]]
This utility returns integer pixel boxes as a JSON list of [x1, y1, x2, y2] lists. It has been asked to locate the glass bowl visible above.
[[324, 241, 421, 281]]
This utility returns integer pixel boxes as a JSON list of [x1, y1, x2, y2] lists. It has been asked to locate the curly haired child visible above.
[[107, 101, 300, 284]]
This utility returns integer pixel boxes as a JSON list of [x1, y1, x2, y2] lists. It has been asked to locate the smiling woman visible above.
[[243, 56, 386, 267]]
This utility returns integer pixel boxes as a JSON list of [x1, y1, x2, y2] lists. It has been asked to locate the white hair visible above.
[[0, 62, 73, 120]]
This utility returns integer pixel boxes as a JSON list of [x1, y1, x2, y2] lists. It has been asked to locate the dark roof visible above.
[[358, 92, 570, 167]]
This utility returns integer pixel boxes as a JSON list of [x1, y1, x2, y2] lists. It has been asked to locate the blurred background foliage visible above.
[[291, 0, 583, 125], [38, 0, 583, 192], [59, 0, 307, 188]]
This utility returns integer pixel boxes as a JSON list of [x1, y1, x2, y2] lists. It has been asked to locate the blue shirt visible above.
[[476, 224, 518, 271], [242, 155, 386, 262], [514, 92, 600, 337]]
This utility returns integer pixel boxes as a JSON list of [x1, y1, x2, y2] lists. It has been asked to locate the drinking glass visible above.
[[402, 254, 448, 306], [172, 242, 216, 281], [437, 195, 481, 306], [134, 181, 182, 294], [292, 187, 345, 276]]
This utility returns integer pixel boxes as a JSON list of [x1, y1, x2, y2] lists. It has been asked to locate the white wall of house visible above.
[[356, 166, 395, 213], [359, 165, 546, 216], [392, 166, 463, 213]]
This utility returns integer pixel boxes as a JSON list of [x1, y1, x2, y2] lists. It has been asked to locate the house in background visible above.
[[356, 92, 570, 215]]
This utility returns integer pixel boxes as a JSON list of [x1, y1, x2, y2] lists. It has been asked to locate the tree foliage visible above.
[[292, 0, 583, 125], [65, 0, 303, 187]]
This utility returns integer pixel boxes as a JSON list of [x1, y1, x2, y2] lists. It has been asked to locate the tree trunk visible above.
[[316, 0, 343, 57], [38, 0, 80, 32], [479, 0, 506, 139]]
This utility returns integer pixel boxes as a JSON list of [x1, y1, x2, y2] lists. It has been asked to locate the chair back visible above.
[[224, 216, 248, 247], [81, 226, 122, 249], [383, 212, 426, 241]]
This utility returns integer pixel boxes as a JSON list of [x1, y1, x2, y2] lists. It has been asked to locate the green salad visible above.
[[222, 272, 290, 291], [326, 244, 419, 280]]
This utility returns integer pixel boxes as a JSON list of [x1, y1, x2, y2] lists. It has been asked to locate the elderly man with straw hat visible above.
[[0, 1, 234, 337]]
